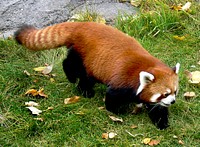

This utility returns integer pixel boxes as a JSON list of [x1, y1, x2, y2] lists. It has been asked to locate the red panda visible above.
[[15, 22, 180, 129]]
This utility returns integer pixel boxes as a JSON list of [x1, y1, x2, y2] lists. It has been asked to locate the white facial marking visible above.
[[166, 89, 171, 93], [175, 63, 180, 74], [161, 94, 175, 107], [150, 93, 161, 102], [136, 71, 154, 95], [136, 103, 143, 108]]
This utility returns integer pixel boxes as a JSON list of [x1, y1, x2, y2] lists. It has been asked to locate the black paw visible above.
[[146, 104, 169, 130]]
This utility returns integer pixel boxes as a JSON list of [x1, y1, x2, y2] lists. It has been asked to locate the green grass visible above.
[[0, 1, 200, 146]]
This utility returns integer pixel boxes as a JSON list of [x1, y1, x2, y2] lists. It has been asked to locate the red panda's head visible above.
[[136, 63, 180, 107]]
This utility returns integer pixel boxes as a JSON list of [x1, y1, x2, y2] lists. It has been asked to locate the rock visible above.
[[0, 0, 138, 38]]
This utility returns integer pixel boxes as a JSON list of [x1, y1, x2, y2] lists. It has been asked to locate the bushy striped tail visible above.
[[14, 22, 76, 51]]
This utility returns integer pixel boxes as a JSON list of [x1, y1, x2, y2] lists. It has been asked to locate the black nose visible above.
[[171, 100, 175, 104]]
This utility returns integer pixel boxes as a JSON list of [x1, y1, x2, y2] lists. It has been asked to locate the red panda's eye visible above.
[[163, 93, 170, 97]]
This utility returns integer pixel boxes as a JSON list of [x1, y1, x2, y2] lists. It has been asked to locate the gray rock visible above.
[[0, 0, 138, 38]]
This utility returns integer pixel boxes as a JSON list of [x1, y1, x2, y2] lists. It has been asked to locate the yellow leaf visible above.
[[130, 0, 141, 7], [173, 35, 185, 40], [187, 71, 200, 84], [64, 96, 80, 104], [142, 138, 151, 145], [48, 107, 54, 110], [33, 66, 46, 72], [24, 70, 31, 76], [50, 78, 55, 83], [25, 89, 38, 96], [171, 5, 182, 11]]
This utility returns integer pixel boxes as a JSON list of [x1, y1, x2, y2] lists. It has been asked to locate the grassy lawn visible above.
[[0, 1, 199, 146]]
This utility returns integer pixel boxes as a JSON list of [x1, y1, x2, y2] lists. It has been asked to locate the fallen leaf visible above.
[[130, 0, 141, 7], [109, 115, 123, 123], [108, 132, 117, 139], [33, 66, 46, 72], [33, 118, 44, 121], [48, 107, 54, 110], [178, 140, 184, 145], [181, 2, 191, 11], [184, 92, 196, 99], [38, 88, 48, 98], [26, 106, 42, 115], [24, 70, 31, 76], [98, 106, 105, 110], [75, 111, 85, 115], [187, 71, 200, 84], [102, 133, 109, 139], [142, 138, 151, 145], [173, 35, 185, 41], [50, 78, 55, 83], [197, 61, 200, 65], [64, 96, 80, 104], [173, 135, 178, 139], [25, 101, 39, 107], [130, 124, 138, 129], [148, 140, 160, 146], [171, 4, 182, 11], [25, 88, 48, 98], [42, 64, 53, 75], [25, 89, 39, 96]]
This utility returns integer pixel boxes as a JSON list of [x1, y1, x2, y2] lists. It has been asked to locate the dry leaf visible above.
[[181, 2, 191, 11], [108, 132, 117, 139], [33, 118, 44, 121], [25, 89, 39, 96], [102, 133, 109, 139], [42, 64, 53, 75], [130, 124, 138, 129], [24, 70, 31, 76], [189, 71, 200, 84], [173, 35, 185, 41], [173, 135, 178, 139], [48, 107, 54, 110], [75, 111, 85, 115], [38, 88, 48, 98], [64, 96, 80, 104], [178, 140, 184, 145], [142, 138, 151, 145], [197, 61, 200, 65], [25, 88, 48, 98], [26, 106, 42, 115], [171, 4, 182, 11], [184, 92, 196, 99], [98, 106, 105, 110], [25, 101, 39, 107], [130, 0, 141, 7], [148, 140, 160, 146], [109, 115, 123, 123], [50, 78, 55, 82]]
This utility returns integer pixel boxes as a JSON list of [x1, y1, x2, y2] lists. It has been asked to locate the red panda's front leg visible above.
[[105, 87, 137, 114]]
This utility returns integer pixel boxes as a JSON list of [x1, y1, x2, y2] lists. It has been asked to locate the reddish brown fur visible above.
[[15, 22, 178, 103]]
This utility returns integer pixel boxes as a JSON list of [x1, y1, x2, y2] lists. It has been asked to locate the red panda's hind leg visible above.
[[63, 47, 82, 83], [62, 47, 96, 98]]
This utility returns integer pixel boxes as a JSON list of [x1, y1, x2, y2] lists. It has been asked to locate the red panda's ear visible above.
[[136, 71, 155, 95], [172, 63, 180, 74]]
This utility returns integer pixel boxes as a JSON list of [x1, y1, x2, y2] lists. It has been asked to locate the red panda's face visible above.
[[136, 63, 180, 107]]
